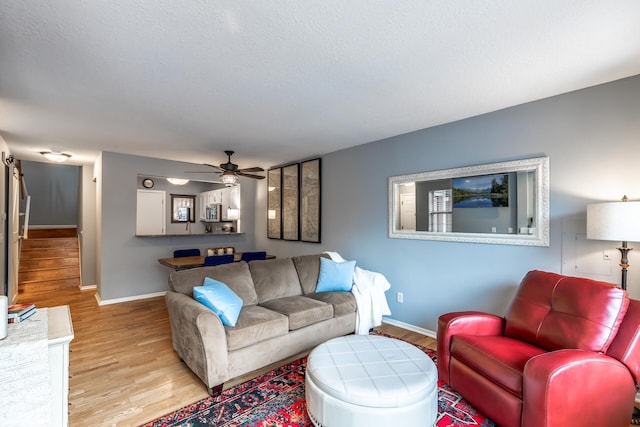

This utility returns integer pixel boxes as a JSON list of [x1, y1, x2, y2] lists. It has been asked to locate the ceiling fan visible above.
[[188, 151, 265, 184]]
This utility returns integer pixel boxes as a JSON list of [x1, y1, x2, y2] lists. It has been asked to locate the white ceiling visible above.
[[1, 1, 640, 169]]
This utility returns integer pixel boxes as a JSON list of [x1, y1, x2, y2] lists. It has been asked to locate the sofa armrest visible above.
[[437, 311, 504, 384], [523, 350, 636, 427], [165, 291, 229, 390]]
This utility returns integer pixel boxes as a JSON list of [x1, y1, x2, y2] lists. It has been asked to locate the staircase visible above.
[[18, 228, 81, 298]]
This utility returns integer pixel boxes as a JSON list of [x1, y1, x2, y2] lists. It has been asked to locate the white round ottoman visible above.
[[305, 335, 437, 427]]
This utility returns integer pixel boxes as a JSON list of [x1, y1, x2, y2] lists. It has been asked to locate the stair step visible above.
[[19, 268, 81, 284], [22, 237, 78, 250], [27, 228, 77, 238], [20, 247, 79, 260], [18, 279, 80, 294], [19, 257, 80, 272]]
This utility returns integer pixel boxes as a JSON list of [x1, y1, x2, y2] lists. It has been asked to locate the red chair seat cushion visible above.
[[451, 335, 546, 396]]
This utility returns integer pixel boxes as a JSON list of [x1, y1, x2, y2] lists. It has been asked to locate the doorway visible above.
[[400, 193, 416, 231]]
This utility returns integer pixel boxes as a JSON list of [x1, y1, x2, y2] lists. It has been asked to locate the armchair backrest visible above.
[[504, 270, 629, 353], [607, 298, 640, 386]]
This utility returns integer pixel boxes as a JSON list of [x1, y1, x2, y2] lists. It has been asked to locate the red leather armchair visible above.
[[437, 270, 640, 427]]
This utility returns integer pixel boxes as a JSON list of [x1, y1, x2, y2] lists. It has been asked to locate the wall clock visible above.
[[142, 178, 154, 189]]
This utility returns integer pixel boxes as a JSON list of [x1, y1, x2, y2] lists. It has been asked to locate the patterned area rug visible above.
[[142, 342, 495, 427]]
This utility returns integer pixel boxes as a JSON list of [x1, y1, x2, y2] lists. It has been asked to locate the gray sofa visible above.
[[165, 254, 357, 395]]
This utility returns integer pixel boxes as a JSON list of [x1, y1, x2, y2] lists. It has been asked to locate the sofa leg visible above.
[[210, 384, 223, 398]]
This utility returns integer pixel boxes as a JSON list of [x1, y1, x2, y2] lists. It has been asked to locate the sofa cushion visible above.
[[292, 253, 330, 294], [451, 335, 546, 396], [504, 270, 629, 352], [259, 296, 334, 330], [306, 291, 357, 316], [249, 258, 303, 303], [169, 262, 259, 305], [193, 278, 243, 327], [316, 257, 355, 292], [225, 305, 289, 351]]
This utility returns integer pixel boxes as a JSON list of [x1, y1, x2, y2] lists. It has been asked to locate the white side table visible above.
[[48, 305, 74, 427]]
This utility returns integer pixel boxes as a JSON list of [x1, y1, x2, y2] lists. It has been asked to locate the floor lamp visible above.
[[586, 196, 640, 290], [587, 196, 640, 424]]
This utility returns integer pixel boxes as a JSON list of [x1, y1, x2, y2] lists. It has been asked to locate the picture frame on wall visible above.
[[300, 158, 321, 243], [282, 163, 300, 241], [267, 168, 282, 239], [267, 158, 321, 243]]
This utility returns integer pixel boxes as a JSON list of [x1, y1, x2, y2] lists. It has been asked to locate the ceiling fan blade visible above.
[[203, 163, 223, 171], [236, 166, 264, 173], [185, 171, 221, 174], [237, 172, 265, 179]]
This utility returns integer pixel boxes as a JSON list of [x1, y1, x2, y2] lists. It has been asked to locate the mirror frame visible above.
[[388, 156, 549, 246]]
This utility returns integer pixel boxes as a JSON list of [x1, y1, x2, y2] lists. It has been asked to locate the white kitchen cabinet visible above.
[[198, 185, 241, 222], [136, 190, 165, 235]]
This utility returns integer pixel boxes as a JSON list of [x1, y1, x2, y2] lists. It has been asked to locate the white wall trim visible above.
[[79, 284, 97, 290], [96, 291, 166, 306], [382, 317, 437, 339]]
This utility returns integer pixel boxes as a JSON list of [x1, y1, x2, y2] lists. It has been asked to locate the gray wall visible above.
[[97, 151, 258, 302], [20, 160, 80, 226], [255, 75, 640, 332]]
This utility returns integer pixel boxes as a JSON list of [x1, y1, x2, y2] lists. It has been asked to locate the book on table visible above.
[[8, 308, 36, 323], [7, 303, 36, 322]]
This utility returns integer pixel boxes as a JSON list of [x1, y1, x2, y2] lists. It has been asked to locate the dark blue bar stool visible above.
[[204, 254, 235, 266], [174, 248, 201, 258], [240, 251, 267, 262]]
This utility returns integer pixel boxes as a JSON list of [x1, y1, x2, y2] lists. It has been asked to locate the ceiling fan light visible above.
[[41, 151, 71, 163], [166, 177, 189, 185], [221, 173, 237, 185]]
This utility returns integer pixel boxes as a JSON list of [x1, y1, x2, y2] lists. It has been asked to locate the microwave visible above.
[[205, 204, 222, 222]]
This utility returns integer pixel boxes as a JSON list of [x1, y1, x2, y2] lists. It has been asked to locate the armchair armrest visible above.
[[165, 291, 229, 390], [437, 311, 504, 384], [523, 349, 636, 427]]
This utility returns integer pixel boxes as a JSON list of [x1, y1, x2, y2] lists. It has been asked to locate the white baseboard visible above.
[[381, 317, 437, 339], [79, 284, 97, 290], [95, 291, 166, 306]]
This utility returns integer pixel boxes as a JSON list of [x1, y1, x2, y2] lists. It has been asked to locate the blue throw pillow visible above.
[[193, 278, 243, 327], [316, 257, 356, 292]]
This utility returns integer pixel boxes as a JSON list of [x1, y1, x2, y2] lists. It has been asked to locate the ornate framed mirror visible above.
[[388, 156, 549, 246]]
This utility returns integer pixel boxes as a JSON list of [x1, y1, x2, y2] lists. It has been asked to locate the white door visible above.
[[136, 190, 165, 235], [400, 193, 416, 231]]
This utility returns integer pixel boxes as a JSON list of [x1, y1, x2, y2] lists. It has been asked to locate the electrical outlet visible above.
[[396, 292, 404, 303]]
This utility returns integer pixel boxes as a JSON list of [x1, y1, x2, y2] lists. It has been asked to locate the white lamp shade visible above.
[[587, 201, 640, 242]]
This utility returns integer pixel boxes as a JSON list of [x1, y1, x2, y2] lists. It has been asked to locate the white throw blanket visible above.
[[324, 251, 392, 335]]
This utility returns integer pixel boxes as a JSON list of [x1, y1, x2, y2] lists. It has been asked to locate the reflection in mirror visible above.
[[389, 157, 549, 246], [171, 194, 196, 223], [136, 175, 241, 236]]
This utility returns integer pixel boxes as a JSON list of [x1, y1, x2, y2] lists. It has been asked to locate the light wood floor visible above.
[[18, 277, 436, 426]]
